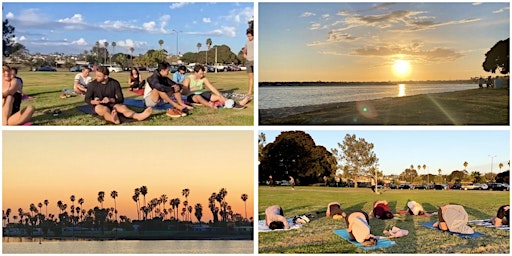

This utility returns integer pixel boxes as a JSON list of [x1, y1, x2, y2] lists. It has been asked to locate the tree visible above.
[[97, 191, 105, 208], [499, 162, 504, 172], [205, 38, 212, 64], [258, 132, 266, 161], [44, 200, 49, 218], [482, 38, 509, 74], [470, 171, 483, 183], [194, 203, 203, 223], [332, 134, 378, 187], [70, 195, 75, 220], [103, 41, 109, 64], [241, 194, 248, 220], [111, 42, 116, 64], [111, 190, 118, 222], [140, 186, 148, 209], [196, 42, 202, 53], [208, 193, 219, 223], [158, 39, 164, 50], [130, 47, 135, 65], [3, 19, 15, 57], [260, 131, 337, 185], [463, 161, 468, 171]]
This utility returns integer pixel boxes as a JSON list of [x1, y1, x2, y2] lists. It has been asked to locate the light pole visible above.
[[489, 154, 496, 182], [172, 29, 182, 57]]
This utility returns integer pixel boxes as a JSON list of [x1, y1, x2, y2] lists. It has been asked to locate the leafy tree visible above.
[[483, 38, 509, 74], [260, 131, 337, 185], [332, 134, 378, 187], [470, 171, 483, 183], [447, 170, 468, 183], [3, 19, 15, 57], [258, 132, 266, 162]]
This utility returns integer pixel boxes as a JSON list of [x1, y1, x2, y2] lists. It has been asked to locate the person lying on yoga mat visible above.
[[265, 205, 290, 230], [85, 66, 152, 124], [433, 204, 474, 234], [370, 200, 394, 220], [345, 210, 378, 247], [491, 205, 509, 227], [326, 202, 344, 219], [407, 200, 426, 216], [74, 67, 92, 95], [181, 64, 227, 109], [144, 61, 191, 118], [2, 65, 34, 125]]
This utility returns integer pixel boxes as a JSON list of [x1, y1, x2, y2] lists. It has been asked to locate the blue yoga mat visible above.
[[420, 222, 485, 238], [258, 218, 303, 232], [333, 229, 396, 251], [76, 105, 135, 123], [124, 98, 173, 110]]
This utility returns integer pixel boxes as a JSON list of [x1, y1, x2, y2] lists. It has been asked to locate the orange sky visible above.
[[3, 130, 254, 222]]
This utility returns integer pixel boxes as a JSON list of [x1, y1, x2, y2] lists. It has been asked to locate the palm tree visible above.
[[160, 194, 168, 212], [57, 201, 63, 214], [140, 186, 148, 208], [196, 42, 202, 53], [438, 168, 442, 183], [103, 41, 109, 64], [463, 161, 468, 171], [194, 203, 203, 223], [44, 200, 49, 218], [187, 205, 192, 222], [111, 42, 116, 64], [129, 47, 135, 65], [70, 195, 76, 220], [111, 190, 118, 223], [158, 39, 164, 50], [98, 191, 105, 208], [241, 194, 248, 220], [205, 38, 212, 64], [95, 41, 100, 62], [422, 164, 427, 185], [5, 208, 11, 226], [37, 202, 43, 217], [174, 198, 181, 220], [183, 201, 189, 221], [78, 198, 84, 218], [499, 162, 504, 172]]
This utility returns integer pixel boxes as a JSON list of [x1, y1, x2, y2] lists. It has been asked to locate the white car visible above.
[[106, 65, 123, 73]]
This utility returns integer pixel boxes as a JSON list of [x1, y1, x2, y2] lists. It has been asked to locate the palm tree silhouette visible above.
[[438, 168, 442, 183], [57, 201, 63, 214], [241, 194, 248, 220], [111, 42, 116, 64], [205, 38, 212, 64], [140, 186, 148, 209], [78, 198, 84, 221], [158, 39, 164, 50], [98, 191, 105, 208], [70, 195, 75, 221], [463, 161, 468, 171], [5, 208, 11, 226], [103, 41, 109, 65], [44, 200, 49, 218], [197, 42, 202, 53], [160, 194, 168, 213], [95, 41, 100, 63], [187, 205, 192, 222], [133, 188, 140, 220], [499, 162, 504, 172], [129, 47, 135, 65], [194, 203, 202, 223], [111, 190, 118, 223]]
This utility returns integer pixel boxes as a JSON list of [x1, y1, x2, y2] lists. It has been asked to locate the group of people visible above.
[[2, 65, 35, 125], [478, 75, 508, 89], [265, 202, 509, 247]]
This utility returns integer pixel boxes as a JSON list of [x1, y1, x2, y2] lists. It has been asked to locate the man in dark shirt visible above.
[[144, 62, 191, 118], [85, 66, 152, 124]]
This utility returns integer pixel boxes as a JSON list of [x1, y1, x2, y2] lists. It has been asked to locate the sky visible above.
[[3, 130, 254, 222], [259, 2, 510, 82], [260, 130, 510, 176], [2, 2, 253, 55]]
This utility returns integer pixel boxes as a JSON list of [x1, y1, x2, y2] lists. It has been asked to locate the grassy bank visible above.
[[17, 70, 253, 126], [258, 186, 510, 253], [259, 88, 509, 125]]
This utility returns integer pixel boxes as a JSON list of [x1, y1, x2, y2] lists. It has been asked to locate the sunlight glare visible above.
[[393, 59, 411, 77]]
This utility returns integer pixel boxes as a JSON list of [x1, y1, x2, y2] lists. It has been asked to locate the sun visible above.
[[392, 59, 411, 77]]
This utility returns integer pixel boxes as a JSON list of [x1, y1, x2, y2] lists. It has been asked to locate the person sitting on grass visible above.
[[432, 204, 474, 234], [144, 61, 191, 118], [345, 210, 378, 247], [2, 65, 35, 125], [128, 67, 143, 91], [407, 200, 426, 216], [181, 64, 227, 109], [73, 67, 93, 95], [265, 205, 290, 230], [85, 66, 152, 124], [490, 205, 509, 227], [326, 202, 344, 219], [173, 65, 187, 83], [370, 200, 394, 220]]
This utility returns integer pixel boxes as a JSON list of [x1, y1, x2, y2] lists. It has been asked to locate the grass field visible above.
[[258, 186, 510, 253], [16, 70, 253, 126]]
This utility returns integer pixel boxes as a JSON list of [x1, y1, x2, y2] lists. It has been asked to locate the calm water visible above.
[[259, 83, 477, 109], [3, 237, 253, 254]]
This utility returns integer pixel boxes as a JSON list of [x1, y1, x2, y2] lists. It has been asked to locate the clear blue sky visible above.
[[3, 2, 253, 55], [259, 2, 509, 81], [260, 130, 510, 176]]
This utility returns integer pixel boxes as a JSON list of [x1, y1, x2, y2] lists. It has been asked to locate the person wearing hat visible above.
[[433, 204, 474, 234], [326, 202, 344, 219], [345, 210, 377, 246], [265, 205, 290, 230], [491, 205, 509, 227], [407, 200, 425, 216]]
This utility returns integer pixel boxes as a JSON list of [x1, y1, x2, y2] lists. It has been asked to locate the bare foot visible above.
[[239, 95, 252, 106], [110, 109, 120, 124], [182, 104, 194, 110], [133, 107, 152, 121]]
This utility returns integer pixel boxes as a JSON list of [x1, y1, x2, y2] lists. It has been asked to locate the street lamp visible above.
[[172, 29, 182, 57], [489, 154, 497, 182]]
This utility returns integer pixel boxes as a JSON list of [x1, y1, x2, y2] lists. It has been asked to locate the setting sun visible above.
[[393, 59, 411, 77]]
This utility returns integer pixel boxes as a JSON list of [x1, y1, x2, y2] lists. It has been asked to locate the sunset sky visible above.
[[260, 130, 510, 176], [259, 2, 510, 82], [3, 131, 254, 222]]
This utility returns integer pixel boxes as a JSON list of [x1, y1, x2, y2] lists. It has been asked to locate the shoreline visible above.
[[259, 88, 509, 125], [3, 235, 253, 241]]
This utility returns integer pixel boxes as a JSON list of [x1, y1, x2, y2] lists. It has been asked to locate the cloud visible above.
[[351, 44, 463, 62], [116, 39, 136, 48], [203, 17, 212, 23], [222, 7, 253, 25], [322, 14, 330, 19], [472, 2, 483, 6], [186, 26, 237, 37], [310, 23, 321, 30], [72, 38, 87, 46], [58, 14, 83, 24], [169, 2, 190, 9], [307, 31, 359, 46], [301, 12, 316, 17], [159, 15, 171, 33], [493, 7, 510, 14], [6, 12, 14, 19], [143, 21, 156, 31], [100, 20, 139, 31]]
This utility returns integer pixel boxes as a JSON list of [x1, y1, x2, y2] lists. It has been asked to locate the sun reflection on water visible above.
[[398, 84, 406, 97]]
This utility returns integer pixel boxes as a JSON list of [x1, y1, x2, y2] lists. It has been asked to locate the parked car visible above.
[[488, 183, 510, 191], [451, 184, 462, 190], [69, 65, 89, 72], [36, 66, 57, 72], [433, 184, 448, 190], [398, 184, 413, 190], [461, 183, 480, 190], [376, 185, 384, 189], [106, 65, 123, 73], [227, 64, 241, 71], [414, 184, 428, 190], [474, 183, 488, 190], [389, 184, 397, 189]]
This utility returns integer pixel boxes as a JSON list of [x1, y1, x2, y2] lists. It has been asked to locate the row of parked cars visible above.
[[389, 183, 509, 191]]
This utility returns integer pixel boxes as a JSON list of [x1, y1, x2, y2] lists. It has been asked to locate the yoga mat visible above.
[[468, 219, 509, 230], [333, 229, 396, 251], [128, 89, 144, 95], [76, 105, 135, 123], [258, 218, 302, 232], [124, 98, 172, 111], [420, 222, 485, 238]]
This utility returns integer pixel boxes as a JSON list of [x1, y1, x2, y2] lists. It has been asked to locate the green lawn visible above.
[[258, 186, 510, 253], [17, 70, 253, 126]]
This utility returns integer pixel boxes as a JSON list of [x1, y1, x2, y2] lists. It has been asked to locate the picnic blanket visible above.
[[468, 219, 510, 230], [333, 229, 396, 251], [258, 218, 302, 232], [419, 222, 485, 238]]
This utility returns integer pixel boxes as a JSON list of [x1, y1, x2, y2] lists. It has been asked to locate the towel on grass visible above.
[[333, 229, 396, 250], [468, 219, 510, 230], [258, 218, 302, 232], [419, 222, 485, 238]]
